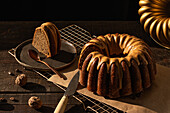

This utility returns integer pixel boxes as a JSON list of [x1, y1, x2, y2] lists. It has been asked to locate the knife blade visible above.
[[64, 71, 80, 96], [54, 71, 80, 113]]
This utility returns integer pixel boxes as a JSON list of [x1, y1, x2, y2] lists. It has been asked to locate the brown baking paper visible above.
[[48, 59, 170, 113]]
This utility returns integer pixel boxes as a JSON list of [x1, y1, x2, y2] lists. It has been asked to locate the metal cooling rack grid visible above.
[[33, 70, 123, 113], [8, 24, 125, 113], [60, 24, 92, 49]]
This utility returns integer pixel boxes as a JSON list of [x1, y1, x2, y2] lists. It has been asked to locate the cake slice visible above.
[[32, 22, 61, 58]]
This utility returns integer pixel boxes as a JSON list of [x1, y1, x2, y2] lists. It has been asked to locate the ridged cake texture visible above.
[[78, 34, 156, 98]]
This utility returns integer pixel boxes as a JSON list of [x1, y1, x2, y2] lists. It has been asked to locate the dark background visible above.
[[0, 0, 140, 21]]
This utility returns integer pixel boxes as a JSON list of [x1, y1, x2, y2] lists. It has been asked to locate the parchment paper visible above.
[[48, 58, 170, 113]]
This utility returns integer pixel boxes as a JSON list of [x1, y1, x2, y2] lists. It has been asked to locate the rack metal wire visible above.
[[8, 24, 125, 113], [60, 25, 92, 49]]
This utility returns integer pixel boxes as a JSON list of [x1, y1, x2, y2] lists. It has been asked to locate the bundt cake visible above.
[[32, 22, 61, 58], [78, 34, 156, 98], [138, 0, 170, 49]]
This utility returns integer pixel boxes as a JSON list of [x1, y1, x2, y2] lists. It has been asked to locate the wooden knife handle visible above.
[[54, 95, 68, 113]]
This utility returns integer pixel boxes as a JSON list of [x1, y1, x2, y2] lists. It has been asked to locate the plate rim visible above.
[[14, 39, 77, 71]]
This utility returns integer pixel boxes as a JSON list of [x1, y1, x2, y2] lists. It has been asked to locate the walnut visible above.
[[28, 96, 42, 109], [15, 74, 27, 86]]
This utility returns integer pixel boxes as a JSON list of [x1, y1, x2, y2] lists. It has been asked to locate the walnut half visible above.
[[15, 74, 27, 86], [28, 96, 42, 109]]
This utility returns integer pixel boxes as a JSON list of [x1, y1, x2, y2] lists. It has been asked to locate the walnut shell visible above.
[[28, 96, 42, 109], [15, 74, 27, 86]]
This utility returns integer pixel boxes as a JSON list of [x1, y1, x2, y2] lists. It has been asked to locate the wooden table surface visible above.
[[0, 21, 170, 113]]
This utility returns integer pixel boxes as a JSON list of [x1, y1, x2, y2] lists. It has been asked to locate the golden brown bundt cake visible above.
[[78, 33, 156, 98], [32, 22, 61, 58]]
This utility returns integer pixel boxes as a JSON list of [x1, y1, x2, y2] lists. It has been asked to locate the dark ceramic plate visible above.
[[14, 39, 77, 71]]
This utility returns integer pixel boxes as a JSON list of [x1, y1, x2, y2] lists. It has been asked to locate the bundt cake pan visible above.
[[138, 0, 170, 49]]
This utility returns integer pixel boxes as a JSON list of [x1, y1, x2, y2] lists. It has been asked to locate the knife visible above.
[[54, 71, 80, 113]]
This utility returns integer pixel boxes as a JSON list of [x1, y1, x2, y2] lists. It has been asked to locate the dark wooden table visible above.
[[0, 21, 170, 113]]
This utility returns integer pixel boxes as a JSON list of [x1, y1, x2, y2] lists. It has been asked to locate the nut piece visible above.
[[9, 97, 15, 101], [0, 97, 6, 102], [28, 96, 42, 109], [8, 71, 14, 76], [15, 74, 27, 86], [15, 69, 21, 73]]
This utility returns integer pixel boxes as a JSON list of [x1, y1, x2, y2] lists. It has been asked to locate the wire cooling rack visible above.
[[60, 24, 92, 49], [8, 24, 125, 113]]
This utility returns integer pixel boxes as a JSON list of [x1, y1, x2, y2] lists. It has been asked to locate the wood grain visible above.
[[0, 21, 169, 113]]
